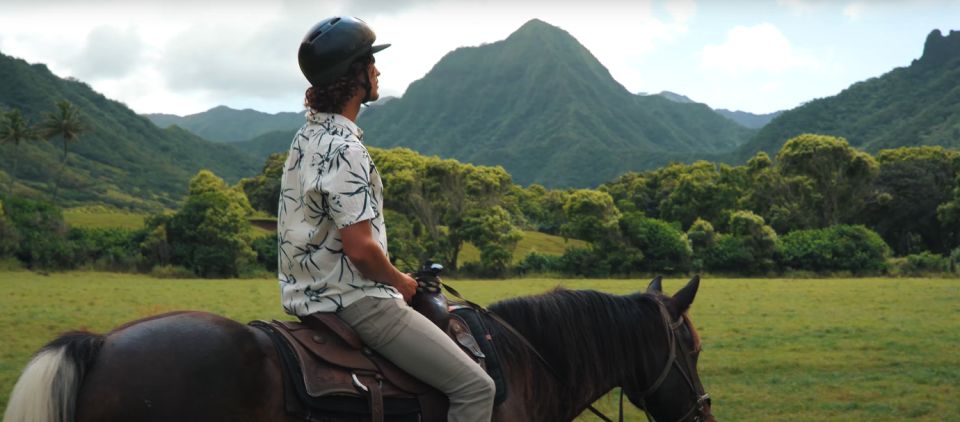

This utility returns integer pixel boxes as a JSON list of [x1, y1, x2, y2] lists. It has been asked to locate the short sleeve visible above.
[[318, 143, 378, 228]]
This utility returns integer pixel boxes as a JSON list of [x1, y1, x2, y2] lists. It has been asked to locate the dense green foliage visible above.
[[144, 106, 303, 143], [163, 171, 257, 277], [738, 29, 960, 160], [0, 52, 259, 209], [4, 132, 959, 278], [358, 19, 753, 188], [779, 225, 891, 274]]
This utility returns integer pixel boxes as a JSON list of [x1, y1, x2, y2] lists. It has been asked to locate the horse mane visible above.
[[486, 288, 669, 418]]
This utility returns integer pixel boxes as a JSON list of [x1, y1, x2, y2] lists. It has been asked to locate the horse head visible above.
[[623, 276, 715, 422]]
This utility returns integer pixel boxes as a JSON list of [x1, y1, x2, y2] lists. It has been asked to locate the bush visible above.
[[68, 227, 142, 272], [2, 196, 74, 270], [149, 264, 197, 279], [618, 212, 691, 272], [889, 252, 950, 276], [251, 234, 278, 273], [515, 252, 562, 274], [780, 225, 890, 274], [702, 235, 755, 273], [558, 247, 609, 277]]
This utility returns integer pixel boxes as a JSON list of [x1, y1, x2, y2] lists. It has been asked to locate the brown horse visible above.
[[4, 276, 714, 422]]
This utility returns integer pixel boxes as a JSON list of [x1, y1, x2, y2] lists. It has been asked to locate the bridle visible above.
[[629, 300, 712, 422], [438, 281, 711, 422]]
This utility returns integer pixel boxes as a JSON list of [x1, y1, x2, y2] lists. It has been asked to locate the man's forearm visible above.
[[347, 239, 405, 288]]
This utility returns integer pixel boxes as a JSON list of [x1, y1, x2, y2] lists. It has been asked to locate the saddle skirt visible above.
[[250, 304, 502, 422]]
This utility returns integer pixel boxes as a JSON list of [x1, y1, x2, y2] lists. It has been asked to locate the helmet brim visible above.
[[371, 44, 391, 54]]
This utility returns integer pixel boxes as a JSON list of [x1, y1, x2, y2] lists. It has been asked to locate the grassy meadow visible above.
[[1, 271, 957, 420]]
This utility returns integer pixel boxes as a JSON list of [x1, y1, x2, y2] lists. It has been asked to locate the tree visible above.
[[938, 171, 960, 251], [741, 151, 820, 233], [726, 210, 779, 273], [460, 205, 523, 276], [165, 170, 256, 277], [0, 198, 21, 258], [776, 134, 878, 227], [618, 212, 691, 273], [862, 147, 959, 254], [39, 100, 85, 161], [0, 108, 40, 189], [657, 161, 744, 230], [560, 189, 621, 245], [239, 152, 285, 215], [38, 100, 86, 200]]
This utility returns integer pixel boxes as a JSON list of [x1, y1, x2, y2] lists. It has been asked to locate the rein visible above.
[[443, 281, 710, 422], [439, 282, 617, 421]]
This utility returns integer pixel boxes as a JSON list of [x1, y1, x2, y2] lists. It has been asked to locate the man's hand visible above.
[[395, 273, 418, 304]]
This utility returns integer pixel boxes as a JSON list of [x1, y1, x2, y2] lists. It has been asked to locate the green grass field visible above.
[[63, 206, 147, 230], [1, 271, 957, 420]]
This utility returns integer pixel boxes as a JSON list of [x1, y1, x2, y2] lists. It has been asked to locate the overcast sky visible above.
[[1, 0, 958, 116]]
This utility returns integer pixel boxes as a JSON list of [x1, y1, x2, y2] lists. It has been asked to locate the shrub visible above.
[[3, 196, 74, 270], [618, 212, 691, 272], [149, 264, 197, 279], [780, 225, 890, 274], [68, 227, 142, 272], [558, 247, 609, 277], [515, 252, 562, 274], [251, 234, 278, 273], [702, 235, 755, 273], [889, 252, 950, 276]]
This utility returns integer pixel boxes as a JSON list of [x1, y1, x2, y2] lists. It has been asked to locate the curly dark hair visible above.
[[304, 54, 374, 114]]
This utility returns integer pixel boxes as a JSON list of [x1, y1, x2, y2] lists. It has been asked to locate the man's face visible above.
[[367, 61, 380, 101]]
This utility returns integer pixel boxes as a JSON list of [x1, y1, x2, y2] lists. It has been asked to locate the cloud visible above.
[[158, 18, 307, 101], [701, 23, 822, 73], [843, 2, 867, 21], [70, 26, 143, 80], [776, 0, 830, 15]]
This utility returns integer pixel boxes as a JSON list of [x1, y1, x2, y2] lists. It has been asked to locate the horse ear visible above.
[[646, 276, 663, 293], [671, 275, 700, 316]]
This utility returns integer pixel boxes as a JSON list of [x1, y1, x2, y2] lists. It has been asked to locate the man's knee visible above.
[[471, 371, 496, 400]]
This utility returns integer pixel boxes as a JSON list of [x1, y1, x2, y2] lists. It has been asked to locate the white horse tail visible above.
[[3, 332, 104, 422]]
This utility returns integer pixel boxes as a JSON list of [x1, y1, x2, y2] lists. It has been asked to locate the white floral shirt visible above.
[[277, 112, 401, 315]]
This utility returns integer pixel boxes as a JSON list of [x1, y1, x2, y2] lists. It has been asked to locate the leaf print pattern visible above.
[[277, 112, 400, 316]]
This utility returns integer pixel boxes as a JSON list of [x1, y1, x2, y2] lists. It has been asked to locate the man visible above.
[[278, 16, 495, 422]]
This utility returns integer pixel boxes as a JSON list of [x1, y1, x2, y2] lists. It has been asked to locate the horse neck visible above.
[[486, 292, 664, 421]]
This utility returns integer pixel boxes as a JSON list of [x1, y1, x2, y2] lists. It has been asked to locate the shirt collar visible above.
[[306, 110, 363, 140]]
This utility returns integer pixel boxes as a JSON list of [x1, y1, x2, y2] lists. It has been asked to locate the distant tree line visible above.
[[2, 131, 959, 278]]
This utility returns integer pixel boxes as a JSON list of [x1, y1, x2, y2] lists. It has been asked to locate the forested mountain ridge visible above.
[[737, 29, 960, 160], [0, 52, 259, 209], [358, 19, 754, 188], [144, 106, 304, 143]]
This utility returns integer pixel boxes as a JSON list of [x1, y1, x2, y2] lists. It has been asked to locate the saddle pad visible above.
[[451, 306, 509, 406]]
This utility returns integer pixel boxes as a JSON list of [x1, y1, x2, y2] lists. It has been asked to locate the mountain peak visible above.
[[916, 29, 960, 68], [507, 19, 577, 44]]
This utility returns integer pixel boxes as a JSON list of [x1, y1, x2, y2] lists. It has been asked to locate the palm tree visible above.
[[38, 100, 86, 200], [0, 108, 40, 191], [40, 100, 85, 161]]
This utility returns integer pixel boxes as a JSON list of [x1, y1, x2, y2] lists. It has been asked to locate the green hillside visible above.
[[738, 29, 960, 160], [0, 52, 259, 209], [359, 19, 753, 188], [233, 129, 297, 162], [144, 106, 304, 143]]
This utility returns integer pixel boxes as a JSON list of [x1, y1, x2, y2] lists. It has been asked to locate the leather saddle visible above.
[[250, 297, 498, 422]]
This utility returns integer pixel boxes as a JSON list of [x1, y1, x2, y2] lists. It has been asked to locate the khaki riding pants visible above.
[[338, 296, 495, 422]]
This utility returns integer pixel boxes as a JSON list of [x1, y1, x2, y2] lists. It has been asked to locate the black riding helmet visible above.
[[298, 16, 390, 88]]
